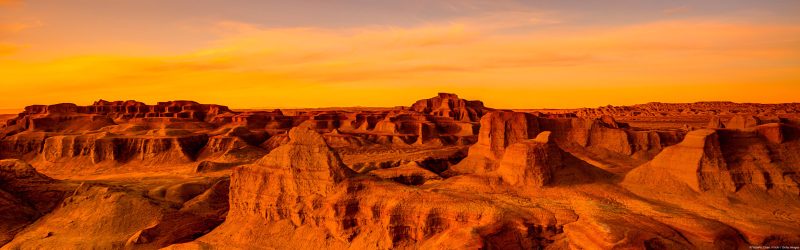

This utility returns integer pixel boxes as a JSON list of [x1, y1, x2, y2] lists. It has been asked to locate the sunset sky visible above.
[[0, 0, 798, 110]]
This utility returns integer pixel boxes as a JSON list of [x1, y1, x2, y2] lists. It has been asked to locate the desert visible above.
[[0, 93, 798, 249], [2, 1, 799, 249]]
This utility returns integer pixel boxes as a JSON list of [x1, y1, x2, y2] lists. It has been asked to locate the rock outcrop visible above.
[[625, 126, 800, 193], [448, 111, 539, 174], [497, 131, 563, 188], [0, 159, 67, 245], [624, 129, 736, 192], [3, 179, 229, 249], [726, 114, 761, 130], [410, 93, 492, 122], [450, 110, 682, 175], [707, 116, 725, 129], [226, 126, 354, 225]]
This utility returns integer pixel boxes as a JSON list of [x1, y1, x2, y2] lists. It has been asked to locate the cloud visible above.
[[1, 13, 798, 108]]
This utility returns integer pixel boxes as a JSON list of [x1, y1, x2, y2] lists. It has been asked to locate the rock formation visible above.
[[174, 126, 581, 249], [624, 129, 736, 192], [448, 111, 539, 174], [707, 115, 725, 129], [496, 131, 562, 188], [2, 96, 800, 249], [227, 126, 354, 225], [410, 93, 492, 122], [3, 181, 228, 249], [368, 162, 442, 185], [726, 114, 761, 130], [625, 125, 800, 193], [0, 159, 67, 245]]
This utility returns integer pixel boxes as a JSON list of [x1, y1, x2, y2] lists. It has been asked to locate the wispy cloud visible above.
[[0, 10, 798, 108]]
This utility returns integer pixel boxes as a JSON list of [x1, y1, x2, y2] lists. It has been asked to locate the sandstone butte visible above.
[[0, 93, 798, 249]]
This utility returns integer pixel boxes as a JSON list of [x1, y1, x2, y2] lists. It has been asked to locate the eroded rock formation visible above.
[[625, 124, 800, 194], [496, 131, 562, 188], [410, 92, 492, 122], [2, 95, 800, 249]]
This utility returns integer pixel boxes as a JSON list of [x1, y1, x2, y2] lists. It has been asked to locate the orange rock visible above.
[[497, 131, 562, 187], [410, 93, 492, 122], [624, 129, 736, 192], [707, 115, 725, 129], [227, 126, 354, 224], [448, 111, 539, 174], [726, 114, 761, 129]]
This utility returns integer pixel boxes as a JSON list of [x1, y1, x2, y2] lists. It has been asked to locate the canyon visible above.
[[1, 93, 799, 249]]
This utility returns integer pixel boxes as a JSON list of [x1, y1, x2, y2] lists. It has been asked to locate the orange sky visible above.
[[0, 1, 798, 110]]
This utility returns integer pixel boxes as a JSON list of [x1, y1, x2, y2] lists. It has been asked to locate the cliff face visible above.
[[450, 110, 684, 175], [624, 124, 800, 194], [20, 100, 232, 122], [41, 133, 209, 163], [448, 111, 540, 174]]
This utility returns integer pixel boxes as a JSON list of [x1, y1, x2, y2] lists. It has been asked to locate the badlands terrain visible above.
[[0, 93, 799, 249]]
